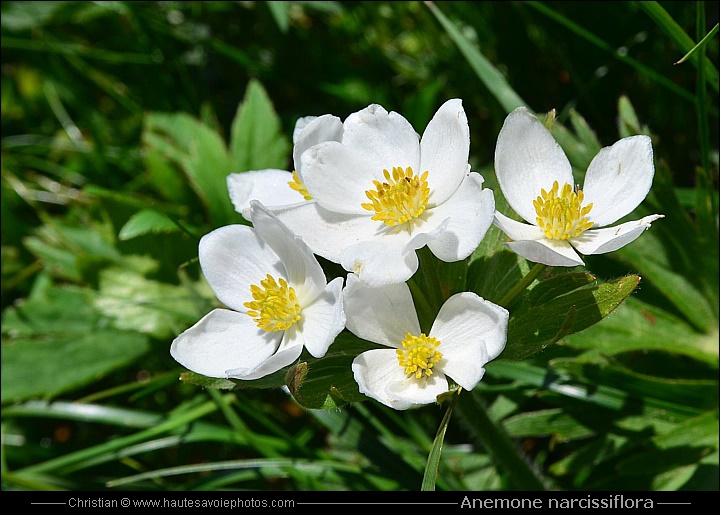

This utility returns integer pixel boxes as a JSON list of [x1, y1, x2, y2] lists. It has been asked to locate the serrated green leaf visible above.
[[230, 78, 291, 173], [118, 209, 180, 240], [502, 275, 640, 360], [95, 267, 200, 339], [527, 271, 596, 305]]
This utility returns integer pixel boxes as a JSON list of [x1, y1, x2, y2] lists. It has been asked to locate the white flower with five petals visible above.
[[493, 106, 664, 267], [271, 99, 495, 287], [170, 201, 346, 380], [343, 274, 508, 410], [226, 114, 344, 219]]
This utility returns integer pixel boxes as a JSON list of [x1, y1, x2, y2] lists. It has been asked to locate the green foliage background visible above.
[[1, 1, 718, 492]]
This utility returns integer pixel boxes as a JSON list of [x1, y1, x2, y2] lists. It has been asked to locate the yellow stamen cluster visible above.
[[396, 333, 442, 379], [288, 170, 313, 200], [534, 181, 594, 240], [243, 274, 302, 332], [361, 166, 430, 227]]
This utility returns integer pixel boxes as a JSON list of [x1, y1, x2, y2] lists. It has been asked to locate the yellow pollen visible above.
[[396, 333, 442, 380], [288, 170, 313, 200], [361, 166, 430, 226], [243, 274, 302, 332], [533, 181, 594, 240]]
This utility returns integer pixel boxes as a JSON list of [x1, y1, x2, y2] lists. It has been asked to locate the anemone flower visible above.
[[226, 114, 344, 219], [493, 106, 663, 267], [271, 99, 495, 287], [171, 201, 345, 380], [343, 274, 508, 410]]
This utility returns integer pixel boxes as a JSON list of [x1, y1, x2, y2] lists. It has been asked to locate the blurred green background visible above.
[[1, 1, 718, 492]]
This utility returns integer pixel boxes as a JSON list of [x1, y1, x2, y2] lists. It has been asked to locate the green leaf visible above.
[[562, 296, 718, 366], [2, 286, 99, 337], [229, 78, 291, 173], [285, 332, 379, 409], [527, 271, 596, 305], [95, 266, 201, 339], [550, 358, 719, 411], [617, 95, 651, 138], [2, 330, 149, 403], [502, 408, 594, 441], [179, 372, 238, 391], [421, 389, 460, 491], [616, 242, 716, 334], [502, 275, 640, 360], [568, 108, 601, 155], [118, 209, 181, 240], [266, 1, 291, 33], [143, 111, 237, 226]]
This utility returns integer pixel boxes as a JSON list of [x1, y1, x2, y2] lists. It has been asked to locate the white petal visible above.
[[570, 214, 664, 255], [340, 231, 420, 287], [506, 238, 585, 267], [300, 141, 380, 215], [341, 103, 421, 172], [226, 325, 304, 380], [199, 225, 284, 312], [430, 293, 509, 389], [298, 277, 346, 358], [385, 372, 449, 409], [227, 170, 305, 220], [273, 202, 381, 263], [494, 107, 574, 224], [352, 349, 447, 410], [250, 202, 327, 303], [581, 135, 655, 227], [343, 273, 421, 347], [493, 210, 545, 241], [170, 309, 281, 379], [293, 114, 344, 173], [419, 98, 470, 205], [425, 174, 495, 261], [293, 116, 317, 142]]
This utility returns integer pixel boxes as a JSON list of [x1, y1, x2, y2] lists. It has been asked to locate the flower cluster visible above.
[[171, 101, 662, 410]]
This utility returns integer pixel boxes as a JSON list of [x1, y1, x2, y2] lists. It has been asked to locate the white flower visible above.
[[493, 106, 664, 267], [170, 201, 346, 380], [343, 274, 508, 410], [227, 114, 344, 220], [271, 99, 495, 287]]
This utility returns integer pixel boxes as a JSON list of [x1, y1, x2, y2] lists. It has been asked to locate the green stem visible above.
[[421, 388, 461, 491], [458, 390, 547, 490], [497, 262, 546, 308]]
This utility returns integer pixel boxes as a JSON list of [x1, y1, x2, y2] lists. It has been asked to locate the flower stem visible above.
[[421, 388, 461, 491], [497, 262, 546, 308], [457, 390, 547, 490]]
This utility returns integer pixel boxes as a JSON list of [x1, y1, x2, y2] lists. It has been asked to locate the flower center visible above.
[[396, 333, 442, 379], [243, 274, 302, 332], [288, 170, 312, 200], [533, 181, 594, 240], [361, 166, 430, 226]]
